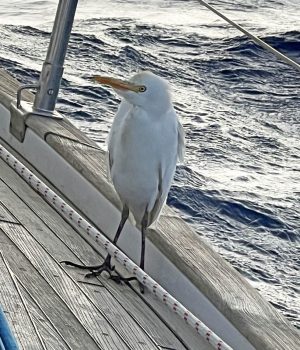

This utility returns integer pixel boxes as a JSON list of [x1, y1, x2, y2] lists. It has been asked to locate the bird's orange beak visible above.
[[93, 76, 141, 93]]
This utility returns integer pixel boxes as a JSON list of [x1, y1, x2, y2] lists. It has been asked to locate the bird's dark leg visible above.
[[61, 206, 129, 278], [140, 222, 146, 271], [110, 212, 148, 293], [137, 213, 148, 293]]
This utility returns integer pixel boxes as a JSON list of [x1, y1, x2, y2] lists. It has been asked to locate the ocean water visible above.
[[0, 0, 299, 328]]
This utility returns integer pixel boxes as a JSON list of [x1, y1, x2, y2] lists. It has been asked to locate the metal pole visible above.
[[33, 0, 78, 116]]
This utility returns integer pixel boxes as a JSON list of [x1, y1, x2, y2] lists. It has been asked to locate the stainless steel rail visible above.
[[33, 0, 78, 116]]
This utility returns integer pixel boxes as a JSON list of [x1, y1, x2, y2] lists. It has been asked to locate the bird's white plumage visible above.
[[107, 71, 184, 227]]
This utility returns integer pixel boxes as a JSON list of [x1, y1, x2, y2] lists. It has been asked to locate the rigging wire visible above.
[[197, 0, 300, 72]]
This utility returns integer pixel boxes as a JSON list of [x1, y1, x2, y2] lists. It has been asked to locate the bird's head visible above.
[[93, 71, 172, 114]]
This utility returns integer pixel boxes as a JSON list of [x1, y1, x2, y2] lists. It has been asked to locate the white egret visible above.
[[63, 71, 184, 292]]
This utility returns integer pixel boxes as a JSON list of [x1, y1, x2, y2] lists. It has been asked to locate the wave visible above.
[[226, 30, 300, 59], [168, 184, 298, 239]]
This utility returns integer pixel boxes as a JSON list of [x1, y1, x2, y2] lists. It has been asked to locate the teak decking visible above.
[[0, 145, 190, 350]]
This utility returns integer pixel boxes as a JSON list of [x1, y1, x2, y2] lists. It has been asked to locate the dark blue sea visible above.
[[0, 0, 299, 328]]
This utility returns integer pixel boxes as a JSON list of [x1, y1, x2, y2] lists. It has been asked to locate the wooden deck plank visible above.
[[0, 166, 181, 349], [1, 222, 132, 350], [72, 280, 162, 349], [0, 250, 44, 350], [98, 266, 217, 350], [0, 200, 18, 223], [0, 228, 101, 350], [17, 280, 76, 350], [0, 154, 188, 349]]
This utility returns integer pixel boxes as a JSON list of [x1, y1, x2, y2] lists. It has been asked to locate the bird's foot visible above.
[[61, 257, 144, 292], [109, 275, 144, 293], [61, 256, 115, 278], [139, 282, 145, 294], [84, 264, 115, 279]]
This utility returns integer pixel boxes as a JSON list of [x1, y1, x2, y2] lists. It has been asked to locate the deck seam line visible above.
[[0, 219, 21, 225], [0, 196, 22, 224]]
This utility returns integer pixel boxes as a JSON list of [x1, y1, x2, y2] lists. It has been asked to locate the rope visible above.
[[197, 0, 300, 72], [0, 143, 234, 350]]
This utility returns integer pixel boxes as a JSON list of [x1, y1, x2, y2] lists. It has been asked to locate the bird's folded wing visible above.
[[107, 100, 132, 179]]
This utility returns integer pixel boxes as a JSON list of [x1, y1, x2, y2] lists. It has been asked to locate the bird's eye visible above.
[[138, 86, 147, 93]]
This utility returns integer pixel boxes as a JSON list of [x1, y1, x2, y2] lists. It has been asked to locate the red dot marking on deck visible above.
[[206, 331, 211, 342], [184, 312, 189, 321]]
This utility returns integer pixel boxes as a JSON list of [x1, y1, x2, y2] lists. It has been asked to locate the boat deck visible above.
[[0, 142, 197, 350]]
